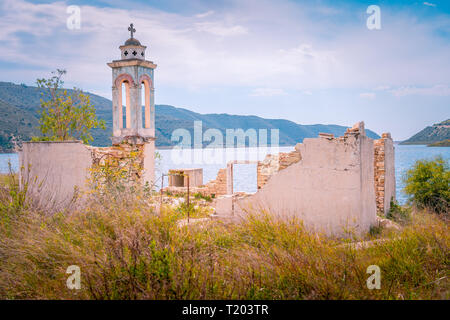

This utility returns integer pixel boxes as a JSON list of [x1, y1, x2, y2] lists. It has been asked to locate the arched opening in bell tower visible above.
[[140, 78, 151, 129], [117, 79, 131, 129]]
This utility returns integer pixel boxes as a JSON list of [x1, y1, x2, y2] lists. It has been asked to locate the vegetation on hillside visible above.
[[0, 99, 39, 152], [428, 140, 450, 147], [0, 81, 112, 151], [401, 119, 450, 145], [0, 158, 448, 300], [0, 81, 380, 152]]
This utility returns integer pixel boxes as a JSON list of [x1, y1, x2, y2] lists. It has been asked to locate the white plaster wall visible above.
[[121, 46, 145, 60], [234, 134, 377, 236], [185, 169, 203, 187], [359, 135, 377, 230], [19, 141, 93, 211], [143, 141, 155, 188], [383, 139, 396, 214], [214, 195, 234, 216]]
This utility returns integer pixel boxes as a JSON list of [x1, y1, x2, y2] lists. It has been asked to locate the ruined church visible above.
[[19, 24, 396, 236]]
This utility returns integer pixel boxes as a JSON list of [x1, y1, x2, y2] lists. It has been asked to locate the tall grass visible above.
[[0, 172, 448, 300]]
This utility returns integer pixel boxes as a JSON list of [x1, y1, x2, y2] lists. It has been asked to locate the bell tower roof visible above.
[[124, 37, 142, 46], [124, 25, 141, 46], [116, 23, 148, 61]]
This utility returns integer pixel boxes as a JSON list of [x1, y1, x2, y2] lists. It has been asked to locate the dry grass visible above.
[[0, 175, 448, 300]]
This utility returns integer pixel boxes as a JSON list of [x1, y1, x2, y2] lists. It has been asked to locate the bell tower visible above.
[[107, 23, 157, 145], [107, 23, 157, 185]]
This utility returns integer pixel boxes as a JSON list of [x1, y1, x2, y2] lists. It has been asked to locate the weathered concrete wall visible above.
[[20, 141, 93, 211], [232, 123, 377, 236], [20, 140, 155, 211], [374, 133, 395, 215], [214, 195, 234, 216], [143, 140, 155, 187], [168, 168, 203, 188], [257, 148, 302, 190]]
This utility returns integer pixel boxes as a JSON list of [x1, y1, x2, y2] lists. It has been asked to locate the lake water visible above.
[[1, 144, 449, 204]]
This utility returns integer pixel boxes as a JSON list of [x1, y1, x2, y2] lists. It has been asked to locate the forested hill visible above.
[[400, 119, 450, 145], [0, 81, 380, 152]]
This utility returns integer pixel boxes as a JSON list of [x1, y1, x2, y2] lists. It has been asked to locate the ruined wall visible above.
[[203, 168, 228, 196], [374, 133, 395, 215], [168, 168, 203, 188], [232, 123, 377, 237], [257, 148, 302, 190], [90, 142, 145, 183], [164, 168, 225, 197], [20, 141, 93, 211], [20, 140, 154, 211], [143, 141, 155, 187]]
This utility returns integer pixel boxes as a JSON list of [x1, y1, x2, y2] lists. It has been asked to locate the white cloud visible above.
[[0, 0, 449, 95], [194, 22, 248, 36], [390, 85, 450, 97], [359, 92, 376, 99], [250, 88, 286, 97], [374, 85, 390, 91], [195, 10, 214, 18], [423, 2, 437, 7]]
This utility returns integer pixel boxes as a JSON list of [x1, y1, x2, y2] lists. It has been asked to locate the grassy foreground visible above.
[[0, 173, 448, 300]]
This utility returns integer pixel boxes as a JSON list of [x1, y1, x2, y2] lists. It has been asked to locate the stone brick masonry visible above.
[[88, 137, 146, 183], [373, 133, 394, 214], [203, 168, 228, 196], [257, 148, 302, 190], [163, 124, 395, 220]]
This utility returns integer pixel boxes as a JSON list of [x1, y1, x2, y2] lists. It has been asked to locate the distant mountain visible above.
[[0, 98, 40, 152], [0, 81, 380, 152], [400, 119, 450, 145]]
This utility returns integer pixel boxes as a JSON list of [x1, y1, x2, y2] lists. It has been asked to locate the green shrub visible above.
[[403, 156, 449, 215], [387, 198, 411, 224], [193, 192, 212, 202], [33, 69, 105, 144]]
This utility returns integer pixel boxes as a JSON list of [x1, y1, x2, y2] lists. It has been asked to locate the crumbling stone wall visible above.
[[89, 142, 145, 184], [229, 122, 378, 237], [374, 133, 395, 215], [168, 168, 203, 188], [181, 146, 302, 197], [19, 139, 151, 211], [204, 168, 227, 196], [257, 148, 302, 190], [177, 148, 302, 198], [164, 167, 228, 197]]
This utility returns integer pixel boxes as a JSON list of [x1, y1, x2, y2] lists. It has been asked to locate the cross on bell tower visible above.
[[128, 23, 136, 38]]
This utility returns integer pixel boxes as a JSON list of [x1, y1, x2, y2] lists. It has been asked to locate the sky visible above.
[[0, 0, 449, 140]]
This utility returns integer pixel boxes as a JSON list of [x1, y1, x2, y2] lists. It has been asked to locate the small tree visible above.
[[403, 156, 449, 215], [33, 69, 105, 144]]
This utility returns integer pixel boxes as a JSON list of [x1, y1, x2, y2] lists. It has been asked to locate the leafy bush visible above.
[[387, 198, 411, 224], [403, 156, 449, 215], [33, 69, 105, 144], [193, 192, 212, 202]]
